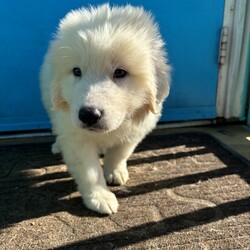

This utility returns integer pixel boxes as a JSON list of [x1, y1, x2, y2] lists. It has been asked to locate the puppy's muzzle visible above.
[[78, 107, 103, 128]]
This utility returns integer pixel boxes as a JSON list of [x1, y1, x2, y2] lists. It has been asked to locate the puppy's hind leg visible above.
[[104, 142, 138, 186]]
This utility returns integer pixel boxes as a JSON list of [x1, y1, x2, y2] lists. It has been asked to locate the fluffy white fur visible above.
[[40, 4, 171, 214]]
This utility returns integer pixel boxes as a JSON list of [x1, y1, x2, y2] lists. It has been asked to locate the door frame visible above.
[[216, 0, 249, 120]]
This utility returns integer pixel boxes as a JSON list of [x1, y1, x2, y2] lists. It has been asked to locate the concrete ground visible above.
[[0, 125, 249, 249], [156, 124, 250, 164]]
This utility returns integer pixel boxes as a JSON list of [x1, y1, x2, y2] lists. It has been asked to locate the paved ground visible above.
[[0, 132, 249, 249]]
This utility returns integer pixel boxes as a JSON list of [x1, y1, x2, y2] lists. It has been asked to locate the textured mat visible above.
[[0, 133, 249, 249]]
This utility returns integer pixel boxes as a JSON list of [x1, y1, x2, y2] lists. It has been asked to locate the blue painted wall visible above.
[[0, 0, 224, 132]]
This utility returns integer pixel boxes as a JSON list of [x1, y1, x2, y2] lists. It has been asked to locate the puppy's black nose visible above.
[[78, 107, 102, 127]]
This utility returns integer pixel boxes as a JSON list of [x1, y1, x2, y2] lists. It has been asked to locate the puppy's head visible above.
[[49, 4, 171, 132]]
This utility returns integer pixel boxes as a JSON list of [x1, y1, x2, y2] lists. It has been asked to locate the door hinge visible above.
[[218, 26, 229, 65]]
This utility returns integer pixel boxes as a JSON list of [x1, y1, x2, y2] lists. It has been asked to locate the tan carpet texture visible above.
[[0, 133, 249, 249]]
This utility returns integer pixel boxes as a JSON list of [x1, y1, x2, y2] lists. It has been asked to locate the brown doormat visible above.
[[0, 133, 249, 249]]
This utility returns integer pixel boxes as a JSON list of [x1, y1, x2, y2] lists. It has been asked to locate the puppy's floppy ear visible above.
[[48, 40, 70, 111], [50, 76, 69, 111], [150, 51, 171, 114], [146, 89, 158, 114], [146, 60, 171, 114], [155, 60, 171, 104]]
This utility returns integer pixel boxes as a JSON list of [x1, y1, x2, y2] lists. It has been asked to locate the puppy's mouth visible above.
[[82, 124, 109, 133]]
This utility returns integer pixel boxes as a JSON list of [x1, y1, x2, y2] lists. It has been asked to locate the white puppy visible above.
[[40, 4, 171, 214]]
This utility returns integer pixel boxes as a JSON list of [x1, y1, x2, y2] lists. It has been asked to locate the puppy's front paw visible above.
[[104, 164, 129, 186], [84, 188, 119, 214]]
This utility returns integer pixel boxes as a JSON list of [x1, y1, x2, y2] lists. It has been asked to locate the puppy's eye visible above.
[[73, 67, 82, 77], [113, 68, 127, 78]]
